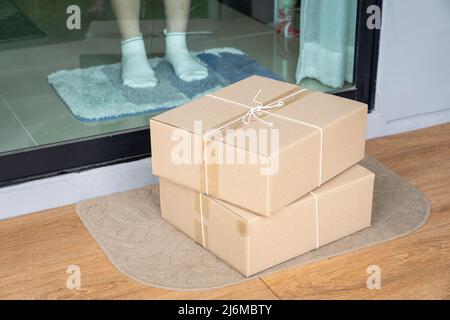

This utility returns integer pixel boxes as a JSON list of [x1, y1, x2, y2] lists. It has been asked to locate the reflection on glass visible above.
[[0, 0, 357, 154], [296, 0, 357, 89]]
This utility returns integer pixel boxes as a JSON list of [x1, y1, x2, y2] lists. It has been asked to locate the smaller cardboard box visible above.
[[151, 75, 367, 217], [159, 165, 375, 277]]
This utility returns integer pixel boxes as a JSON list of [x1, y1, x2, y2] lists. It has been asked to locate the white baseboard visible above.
[[1, 109, 448, 221], [367, 108, 450, 139], [0, 158, 158, 220]]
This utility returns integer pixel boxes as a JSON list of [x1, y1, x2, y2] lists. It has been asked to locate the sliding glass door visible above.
[[0, 0, 381, 186]]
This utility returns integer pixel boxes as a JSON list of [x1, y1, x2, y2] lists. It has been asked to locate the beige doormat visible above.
[[76, 156, 430, 291]]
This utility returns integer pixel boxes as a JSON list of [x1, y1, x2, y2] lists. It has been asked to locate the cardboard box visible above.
[[151, 76, 367, 216], [159, 165, 375, 277]]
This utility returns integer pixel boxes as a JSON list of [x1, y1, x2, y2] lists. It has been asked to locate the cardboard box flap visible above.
[[276, 91, 368, 129], [152, 75, 320, 157], [211, 75, 300, 107], [212, 165, 374, 220], [153, 75, 365, 157], [152, 75, 366, 148], [208, 92, 366, 156], [212, 112, 319, 156], [152, 95, 248, 133], [152, 76, 306, 135]]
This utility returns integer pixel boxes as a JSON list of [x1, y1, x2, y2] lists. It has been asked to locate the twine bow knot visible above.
[[241, 89, 286, 126]]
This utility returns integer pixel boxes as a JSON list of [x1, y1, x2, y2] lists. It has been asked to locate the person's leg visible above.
[[164, 0, 208, 81], [112, 0, 157, 88]]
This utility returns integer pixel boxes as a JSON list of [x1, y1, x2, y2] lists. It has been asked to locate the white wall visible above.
[[369, 0, 450, 137], [0, 159, 158, 220]]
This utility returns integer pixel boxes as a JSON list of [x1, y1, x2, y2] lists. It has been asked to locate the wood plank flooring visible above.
[[0, 123, 449, 299]]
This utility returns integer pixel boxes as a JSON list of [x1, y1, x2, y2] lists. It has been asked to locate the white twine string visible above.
[[241, 89, 280, 126], [206, 88, 309, 127], [197, 89, 329, 248], [205, 88, 323, 188], [310, 191, 320, 249], [258, 110, 323, 186], [202, 89, 306, 195]]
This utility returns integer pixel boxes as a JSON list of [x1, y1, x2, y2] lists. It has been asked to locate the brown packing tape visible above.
[[198, 139, 207, 194], [193, 192, 202, 243], [200, 138, 220, 196], [202, 194, 210, 220], [194, 219, 203, 244], [237, 220, 249, 237], [193, 221, 210, 247], [193, 192, 210, 247], [198, 142, 206, 193], [206, 159, 219, 197], [199, 87, 312, 197], [262, 86, 312, 109], [194, 190, 200, 213], [208, 87, 312, 134]]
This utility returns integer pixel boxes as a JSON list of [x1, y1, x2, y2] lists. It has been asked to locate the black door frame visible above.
[[336, 0, 381, 111], [0, 0, 382, 187]]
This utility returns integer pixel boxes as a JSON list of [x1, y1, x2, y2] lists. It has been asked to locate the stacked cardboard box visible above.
[[150, 76, 374, 276]]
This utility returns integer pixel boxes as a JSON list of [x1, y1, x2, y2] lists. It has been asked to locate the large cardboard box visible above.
[[160, 165, 375, 277], [151, 76, 367, 216]]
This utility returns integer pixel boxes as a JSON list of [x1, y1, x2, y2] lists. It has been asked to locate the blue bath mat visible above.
[[47, 48, 281, 122]]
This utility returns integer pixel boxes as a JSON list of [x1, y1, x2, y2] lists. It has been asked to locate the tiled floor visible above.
[[0, 0, 349, 155], [0, 94, 37, 153]]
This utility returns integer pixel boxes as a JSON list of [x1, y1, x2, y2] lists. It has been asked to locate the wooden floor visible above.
[[0, 124, 449, 300]]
